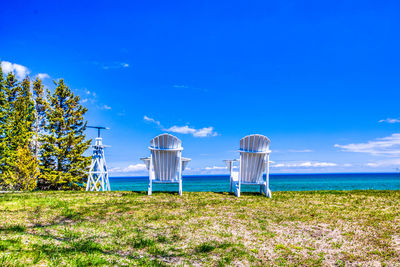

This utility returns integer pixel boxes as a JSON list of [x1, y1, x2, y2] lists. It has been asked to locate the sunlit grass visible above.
[[0, 190, 399, 265]]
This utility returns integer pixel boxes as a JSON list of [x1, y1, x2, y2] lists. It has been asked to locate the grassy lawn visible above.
[[0, 190, 399, 266]]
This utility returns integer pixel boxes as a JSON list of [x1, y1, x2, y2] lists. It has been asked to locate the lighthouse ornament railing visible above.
[[86, 126, 111, 191]]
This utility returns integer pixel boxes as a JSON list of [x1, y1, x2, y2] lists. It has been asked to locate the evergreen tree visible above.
[[0, 72, 19, 179], [0, 64, 6, 123], [39, 79, 91, 190], [11, 77, 36, 147], [3, 145, 39, 191], [33, 78, 47, 158], [0, 65, 6, 182], [0, 73, 36, 189]]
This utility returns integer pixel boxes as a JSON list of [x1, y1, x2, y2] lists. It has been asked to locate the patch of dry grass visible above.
[[0, 190, 399, 266]]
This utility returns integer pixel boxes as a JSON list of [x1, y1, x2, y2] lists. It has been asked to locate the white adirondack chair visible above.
[[141, 133, 191, 196], [224, 134, 272, 197]]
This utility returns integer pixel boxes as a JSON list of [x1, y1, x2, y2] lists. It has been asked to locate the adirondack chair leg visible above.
[[265, 187, 272, 198], [148, 179, 152, 196], [234, 181, 240, 197], [229, 177, 232, 193], [178, 179, 182, 196], [263, 183, 272, 198], [260, 185, 263, 194]]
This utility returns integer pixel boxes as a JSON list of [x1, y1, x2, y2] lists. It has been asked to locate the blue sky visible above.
[[1, 0, 400, 176]]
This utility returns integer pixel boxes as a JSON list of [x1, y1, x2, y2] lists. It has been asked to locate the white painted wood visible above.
[[224, 134, 271, 198], [141, 133, 190, 196], [86, 137, 111, 191]]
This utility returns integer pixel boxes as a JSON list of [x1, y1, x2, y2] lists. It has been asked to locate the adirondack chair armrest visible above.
[[140, 157, 151, 170], [224, 160, 239, 177], [181, 157, 191, 171], [223, 159, 238, 168]]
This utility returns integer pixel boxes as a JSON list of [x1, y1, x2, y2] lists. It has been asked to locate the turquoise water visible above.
[[110, 173, 400, 192]]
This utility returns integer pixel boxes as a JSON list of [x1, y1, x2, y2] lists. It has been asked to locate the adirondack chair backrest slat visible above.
[[239, 134, 270, 183], [150, 134, 182, 181]]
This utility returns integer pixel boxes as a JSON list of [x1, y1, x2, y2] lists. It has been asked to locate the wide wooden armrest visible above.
[[224, 159, 238, 169], [181, 157, 191, 171], [140, 157, 151, 170]]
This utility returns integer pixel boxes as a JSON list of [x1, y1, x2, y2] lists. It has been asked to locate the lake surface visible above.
[[109, 173, 400, 192]]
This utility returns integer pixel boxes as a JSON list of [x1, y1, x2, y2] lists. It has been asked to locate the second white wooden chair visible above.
[[224, 134, 272, 198]]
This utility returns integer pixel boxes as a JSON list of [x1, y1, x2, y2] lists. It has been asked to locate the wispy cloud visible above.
[[379, 118, 400, 124], [86, 90, 96, 97], [172, 84, 189, 89], [365, 158, 400, 168], [1, 61, 30, 80], [144, 115, 161, 126], [76, 89, 111, 111], [183, 165, 228, 175], [334, 133, 400, 155], [204, 166, 227, 170], [92, 61, 130, 70], [272, 161, 337, 168], [37, 73, 50, 80], [143, 115, 218, 138], [109, 163, 147, 173], [75, 89, 97, 105], [165, 126, 217, 137]]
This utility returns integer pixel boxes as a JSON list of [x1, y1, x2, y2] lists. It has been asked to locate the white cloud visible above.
[[365, 158, 400, 168], [165, 126, 218, 137], [144, 115, 161, 126], [103, 105, 112, 110], [77, 89, 97, 105], [100, 62, 130, 70], [143, 115, 218, 138], [272, 161, 337, 168], [1, 61, 30, 80], [37, 73, 50, 80], [173, 85, 189, 88], [110, 163, 147, 173], [85, 90, 96, 97], [334, 133, 400, 155], [184, 165, 228, 175], [204, 166, 227, 170], [379, 118, 400, 124]]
